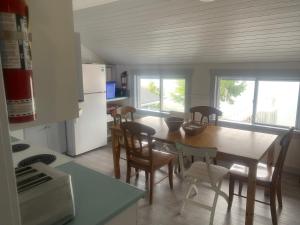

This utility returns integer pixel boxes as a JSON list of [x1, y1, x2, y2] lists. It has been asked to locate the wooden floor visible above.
[[74, 144, 300, 225]]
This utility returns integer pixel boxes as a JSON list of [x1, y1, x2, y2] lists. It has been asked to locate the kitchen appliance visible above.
[[18, 154, 57, 167], [12, 143, 30, 153], [16, 162, 75, 225], [11, 140, 73, 168], [66, 64, 107, 156]]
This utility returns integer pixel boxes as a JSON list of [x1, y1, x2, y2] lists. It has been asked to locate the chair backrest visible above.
[[111, 106, 136, 125], [190, 106, 222, 125], [176, 142, 217, 176], [121, 106, 136, 122], [169, 111, 190, 121], [122, 121, 156, 167], [111, 109, 122, 125], [271, 127, 294, 185]]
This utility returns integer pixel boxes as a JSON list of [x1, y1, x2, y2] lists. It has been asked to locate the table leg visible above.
[[245, 162, 257, 225], [112, 130, 121, 179]]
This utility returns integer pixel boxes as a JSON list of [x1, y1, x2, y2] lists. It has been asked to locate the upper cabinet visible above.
[[10, 0, 79, 130]]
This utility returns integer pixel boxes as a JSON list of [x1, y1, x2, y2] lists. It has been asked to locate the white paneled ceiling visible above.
[[73, 0, 300, 64]]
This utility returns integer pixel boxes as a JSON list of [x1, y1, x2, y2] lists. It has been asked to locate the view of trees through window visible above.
[[218, 79, 254, 123], [138, 78, 186, 112], [139, 79, 160, 111], [218, 78, 300, 127]]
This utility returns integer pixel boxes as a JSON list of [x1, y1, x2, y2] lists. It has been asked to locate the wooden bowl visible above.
[[164, 117, 184, 132], [182, 122, 207, 136]]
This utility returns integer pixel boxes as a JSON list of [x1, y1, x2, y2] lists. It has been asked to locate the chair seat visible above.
[[185, 161, 229, 185], [230, 163, 275, 184], [130, 149, 175, 170]]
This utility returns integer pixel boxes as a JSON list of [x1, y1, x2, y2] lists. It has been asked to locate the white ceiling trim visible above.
[[72, 0, 120, 11]]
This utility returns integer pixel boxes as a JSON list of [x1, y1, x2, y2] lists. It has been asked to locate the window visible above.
[[216, 76, 300, 128], [162, 79, 186, 112], [218, 79, 255, 123], [139, 78, 160, 111], [137, 76, 186, 113], [255, 81, 299, 127]]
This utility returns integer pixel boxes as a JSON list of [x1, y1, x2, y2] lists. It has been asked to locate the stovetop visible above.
[[12, 143, 31, 153], [11, 141, 73, 168], [18, 154, 57, 168]]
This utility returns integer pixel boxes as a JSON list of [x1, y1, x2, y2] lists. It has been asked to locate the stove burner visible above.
[[18, 154, 57, 167], [12, 144, 30, 153]]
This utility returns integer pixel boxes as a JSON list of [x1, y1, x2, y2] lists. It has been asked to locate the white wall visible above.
[[0, 62, 21, 225], [113, 62, 300, 174]]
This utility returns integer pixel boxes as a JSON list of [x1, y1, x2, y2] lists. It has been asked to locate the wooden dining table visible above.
[[110, 116, 278, 225]]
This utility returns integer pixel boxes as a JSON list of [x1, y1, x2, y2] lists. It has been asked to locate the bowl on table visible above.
[[164, 117, 184, 132], [182, 121, 207, 136]]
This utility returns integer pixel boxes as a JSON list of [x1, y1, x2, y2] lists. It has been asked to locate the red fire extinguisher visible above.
[[0, 0, 36, 123]]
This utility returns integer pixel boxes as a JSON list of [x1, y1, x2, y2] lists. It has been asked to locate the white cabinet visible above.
[[24, 123, 67, 153], [10, 0, 79, 130]]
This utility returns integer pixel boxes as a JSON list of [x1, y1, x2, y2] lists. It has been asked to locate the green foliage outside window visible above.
[[219, 80, 246, 104], [147, 82, 159, 96], [170, 80, 185, 105]]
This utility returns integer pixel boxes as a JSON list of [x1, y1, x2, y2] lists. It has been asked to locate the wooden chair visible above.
[[120, 106, 136, 122], [122, 121, 175, 204], [111, 106, 136, 124], [190, 106, 222, 125], [111, 106, 149, 177], [157, 111, 190, 172], [228, 127, 294, 225], [176, 142, 229, 225]]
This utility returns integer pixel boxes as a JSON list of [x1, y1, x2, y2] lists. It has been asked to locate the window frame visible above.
[[212, 70, 300, 130], [135, 73, 190, 115]]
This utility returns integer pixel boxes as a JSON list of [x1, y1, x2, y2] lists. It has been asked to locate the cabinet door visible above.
[[46, 123, 67, 153], [24, 123, 67, 153], [24, 126, 48, 147], [11, 0, 79, 130]]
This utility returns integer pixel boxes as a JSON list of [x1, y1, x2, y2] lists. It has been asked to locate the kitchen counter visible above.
[[57, 162, 145, 225]]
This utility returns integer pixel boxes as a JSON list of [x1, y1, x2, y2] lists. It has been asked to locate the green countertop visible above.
[[57, 162, 145, 225]]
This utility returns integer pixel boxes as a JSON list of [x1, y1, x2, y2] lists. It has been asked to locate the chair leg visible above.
[[228, 176, 234, 211], [177, 157, 181, 174], [145, 171, 149, 181], [135, 168, 139, 179], [174, 157, 179, 174], [126, 165, 131, 183], [209, 181, 222, 225], [238, 180, 243, 196], [180, 183, 197, 214], [213, 158, 217, 165], [149, 172, 154, 205], [270, 188, 278, 225], [168, 161, 174, 190], [277, 180, 283, 208]]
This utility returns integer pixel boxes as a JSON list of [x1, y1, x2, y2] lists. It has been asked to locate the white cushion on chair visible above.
[[230, 163, 275, 183], [185, 161, 229, 185]]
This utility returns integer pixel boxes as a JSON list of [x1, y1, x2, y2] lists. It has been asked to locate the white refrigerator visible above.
[[66, 64, 107, 156]]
